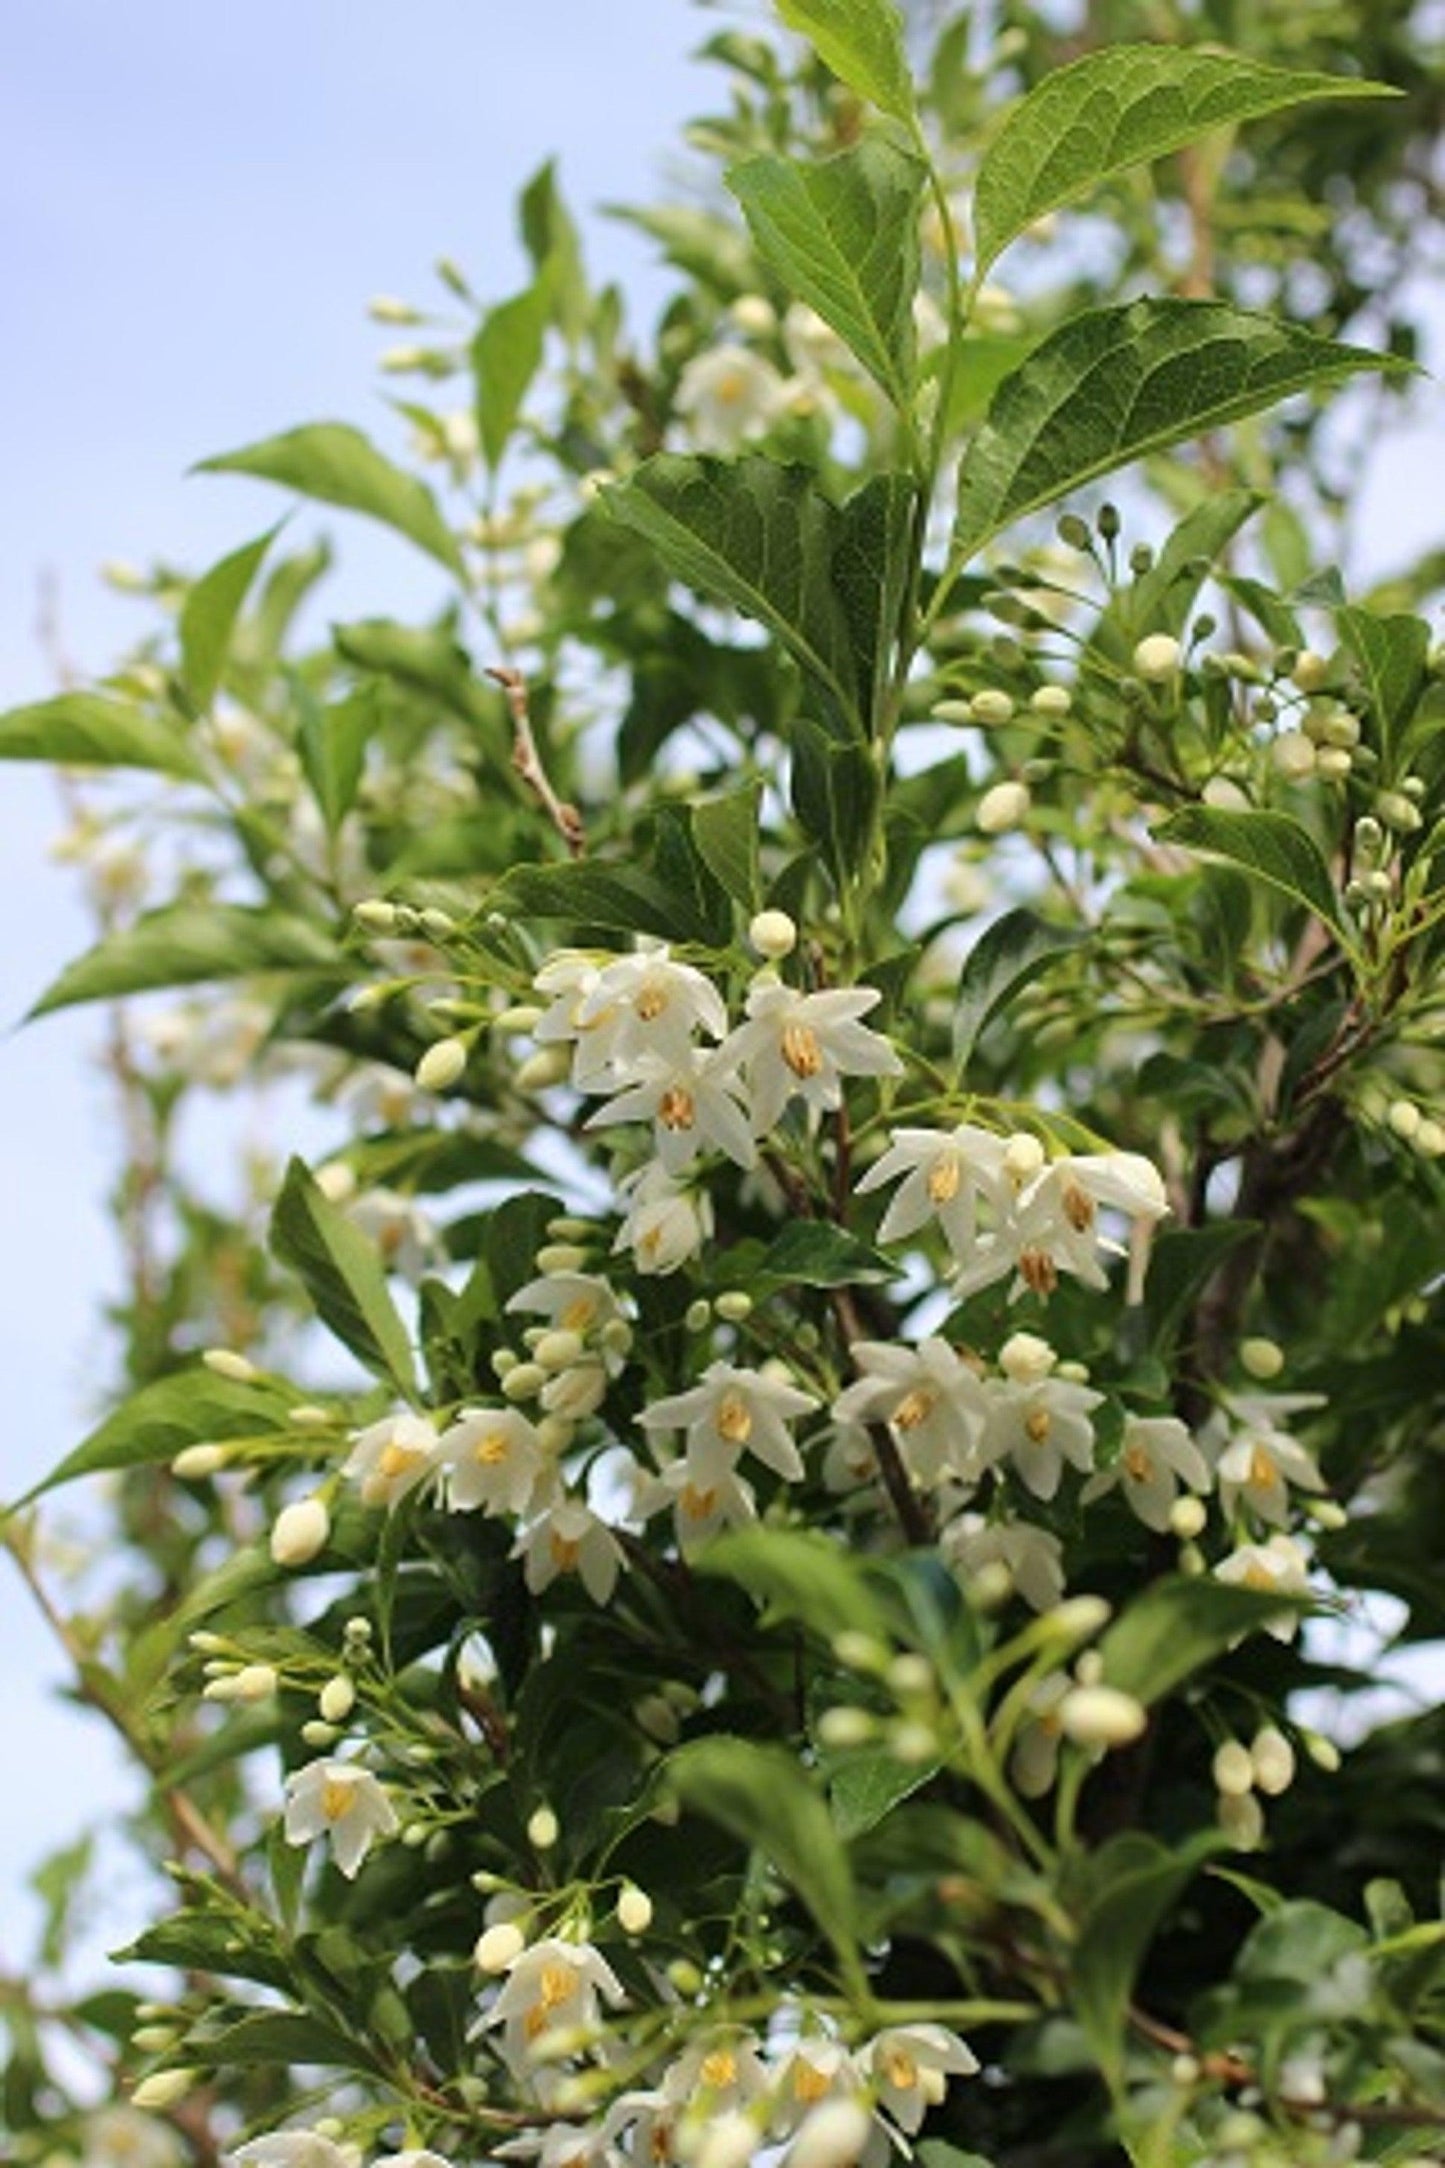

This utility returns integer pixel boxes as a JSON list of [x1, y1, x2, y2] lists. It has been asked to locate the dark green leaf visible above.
[[828, 1750, 941, 1841], [271, 1157, 418, 1394], [973, 47, 1397, 275], [28, 904, 339, 1018], [691, 783, 762, 911], [1337, 604, 1430, 759], [756, 1219, 898, 1286], [834, 472, 918, 724], [1156, 804, 1348, 942], [12, 1369, 288, 1506], [790, 720, 882, 889], [954, 301, 1404, 563], [197, 423, 463, 574], [698, 1525, 889, 1641], [952, 907, 1086, 1070], [727, 139, 925, 404], [179, 527, 279, 710], [473, 281, 550, 469], [298, 687, 378, 834], [192, 2009, 380, 2074], [1100, 1579, 1312, 1704], [1143, 1221, 1261, 1355], [1073, 1829, 1227, 2087], [489, 858, 721, 945], [775, 0, 917, 124], [0, 694, 204, 780]]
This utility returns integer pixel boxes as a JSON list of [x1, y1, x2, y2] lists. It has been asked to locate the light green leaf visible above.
[[691, 782, 762, 910], [698, 1525, 890, 1642], [197, 423, 463, 574], [10, 1372, 285, 1506], [28, 904, 339, 1018], [1337, 604, 1430, 759], [179, 526, 279, 710], [666, 1736, 860, 1972], [973, 46, 1397, 276], [727, 139, 925, 404], [775, 0, 917, 125], [954, 300, 1403, 563], [828, 1749, 940, 1840], [951, 906, 1086, 1071], [298, 686, 377, 834], [270, 1157, 418, 1395], [473, 280, 550, 469], [489, 859, 721, 945], [1100, 1578, 1312, 1704], [1156, 804, 1348, 943], [0, 693, 205, 781], [1073, 1829, 1228, 2088]]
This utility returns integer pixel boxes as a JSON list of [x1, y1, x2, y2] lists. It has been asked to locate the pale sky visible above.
[[2, 0, 1440, 1990]]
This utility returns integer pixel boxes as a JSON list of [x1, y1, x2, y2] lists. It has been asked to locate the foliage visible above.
[[3, 6, 1445, 2168]]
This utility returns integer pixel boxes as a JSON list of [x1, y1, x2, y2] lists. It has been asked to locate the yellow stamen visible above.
[[321, 1778, 354, 1823], [927, 1153, 962, 1204], [561, 1296, 597, 1332], [892, 1388, 937, 1432], [1061, 1177, 1096, 1233], [635, 984, 668, 1022], [716, 1392, 753, 1443], [1025, 1407, 1052, 1444], [379, 1442, 424, 1479], [658, 1087, 696, 1132], [680, 1484, 717, 1521], [793, 2061, 831, 2103], [549, 1533, 582, 1572], [883, 2049, 919, 2092], [1124, 1442, 1152, 1482], [699, 2048, 737, 2089], [524, 1961, 578, 2039], [1249, 1443, 1277, 1491], [781, 1022, 824, 1078], [474, 1430, 511, 1466], [1019, 1247, 1058, 1297], [1242, 1562, 1276, 1592]]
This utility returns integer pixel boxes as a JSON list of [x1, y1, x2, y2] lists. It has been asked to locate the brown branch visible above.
[[486, 665, 584, 857], [1129, 2002, 1445, 2134], [831, 1288, 935, 1548]]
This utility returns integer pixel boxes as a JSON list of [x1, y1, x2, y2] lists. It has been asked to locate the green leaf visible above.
[[1156, 804, 1348, 942], [297, 686, 377, 834], [790, 720, 882, 890], [473, 280, 550, 469], [1100, 1579, 1312, 1704], [270, 1157, 418, 1395], [666, 1737, 860, 1972], [973, 46, 1397, 276], [953, 300, 1404, 564], [1142, 1221, 1261, 1355], [775, 0, 917, 125], [698, 1525, 890, 1641], [691, 782, 762, 911], [1337, 604, 1430, 759], [828, 1750, 941, 1841], [28, 904, 339, 1018], [951, 907, 1086, 1070], [0, 693, 205, 780], [756, 1219, 897, 1287], [916, 2146, 1000, 2168], [834, 472, 918, 725], [197, 423, 463, 574], [489, 858, 722, 946], [1072, 1829, 1228, 2088], [11, 1369, 287, 1506], [727, 139, 925, 404], [191, 2009, 380, 2074], [1090, 490, 1264, 665], [179, 526, 278, 710]]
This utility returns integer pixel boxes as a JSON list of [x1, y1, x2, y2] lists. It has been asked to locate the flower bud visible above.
[[1315, 746, 1352, 782], [1387, 1100, 1421, 1141], [616, 1883, 653, 1935], [690, 2111, 760, 2168], [234, 1663, 278, 1702], [1303, 1730, 1342, 1773], [1271, 731, 1316, 783], [302, 1719, 338, 1749], [1133, 634, 1181, 682], [1251, 1725, 1296, 1796], [1030, 684, 1072, 718], [749, 908, 797, 960], [131, 2025, 177, 2054], [536, 1242, 588, 1273], [535, 1416, 575, 1456], [1416, 1118, 1445, 1157], [1059, 1685, 1147, 1749], [1169, 1495, 1207, 1541], [501, 1361, 546, 1403], [526, 1804, 559, 1850], [131, 2070, 197, 2110], [1002, 1132, 1045, 1185], [998, 1330, 1056, 1384], [817, 1706, 877, 1749], [534, 1328, 585, 1372], [353, 897, 401, 933], [715, 1290, 753, 1323], [1212, 1740, 1255, 1797], [932, 698, 976, 725], [971, 688, 1016, 726], [515, 1047, 571, 1092], [1240, 1337, 1285, 1381], [415, 1037, 468, 1093], [202, 1348, 259, 1383], [832, 1630, 890, 1674], [172, 1442, 227, 1480], [369, 295, 421, 324], [270, 1496, 331, 1568], [315, 1162, 357, 1204], [1203, 776, 1250, 811], [289, 1403, 333, 1431], [1291, 650, 1330, 693], [1218, 1789, 1265, 1850], [1377, 791, 1423, 833], [789, 2100, 874, 2168], [319, 1675, 357, 1724], [474, 1919, 528, 1972]]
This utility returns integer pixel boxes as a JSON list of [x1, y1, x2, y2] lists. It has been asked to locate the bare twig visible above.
[[486, 665, 585, 858], [831, 1288, 935, 1547]]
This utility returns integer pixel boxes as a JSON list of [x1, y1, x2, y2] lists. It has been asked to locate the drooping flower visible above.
[[719, 982, 901, 1137], [940, 1511, 1066, 1613], [1081, 1413, 1212, 1531], [615, 1164, 713, 1275], [1215, 1531, 1313, 1639], [855, 1124, 1010, 1265], [439, 1406, 548, 1516], [585, 1048, 756, 1173], [859, 2022, 979, 2134], [661, 2029, 770, 2113], [514, 1496, 623, 1604], [484, 1934, 625, 2066], [1009, 1673, 1071, 1798], [674, 344, 790, 453], [506, 1271, 627, 1365], [769, 2038, 865, 2135], [637, 1457, 758, 1549], [832, 1339, 988, 1488], [977, 1375, 1103, 1501], [1210, 1392, 1326, 1526], [343, 1412, 443, 1510], [1002, 1150, 1169, 1298], [640, 1361, 818, 1485], [283, 1760, 399, 1879]]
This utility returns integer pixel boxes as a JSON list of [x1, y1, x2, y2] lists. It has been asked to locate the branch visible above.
[[831, 1288, 935, 1548], [486, 665, 585, 858]]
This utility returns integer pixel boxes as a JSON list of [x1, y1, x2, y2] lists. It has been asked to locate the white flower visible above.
[[283, 1760, 399, 1878], [770, 2039, 864, 2134], [955, 1147, 1168, 1300], [786, 2099, 875, 2168], [507, 1271, 626, 1360], [860, 2022, 979, 2134], [719, 982, 901, 1136], [855, 1124, 1010, 1265], [1215, 1531, 1312, 1639], [663, 2030, 769, 2111], [80, 2108, 184, 2168], [977, 1375, 1102, 1501], [637, 1457, 758, 1549], [1081, 1414, 1212, 1532], [602, 2090, 681, 2168], [225, 2137, 360, 2168], [640, 1361, 818, 1485], [675, 344, 790, 452], [1210, 1392, 1325, 1526], [569, 943, 728, 1083], [515, 1496, 623, 1604], [832, 1339, 988, 1488], [343, 1412, 443, 1510], [940, 1512, 1065, 1613], [440, 1407, 547, 1515], [347, 1187, 441, 1282], [615, 1164, 713, 1275], [586, 1048, 756, 1172], [485, 1934, 625, 2065]]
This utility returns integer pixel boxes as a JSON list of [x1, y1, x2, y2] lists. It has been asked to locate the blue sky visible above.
[[2, 0, 1441, 1983]]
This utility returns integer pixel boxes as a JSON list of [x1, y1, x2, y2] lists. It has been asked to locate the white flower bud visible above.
[[1031, 684, 1072, 718], [788, 2099, 873, 2168], [1212, 1740, 1256, 1797], [684, 1299, 712, 1333], [319, 1675, 357, 1724], [233, 1663, 278, 1702], [415, 1037, 468, 1093], [1169, 1495, 1207, 1540], [302, 1719, 338, 1749], [1416, 1118, 1445, 1158], [1002, 1131, 1045, 1185], [515, 1047, 571, 1091], [202, 1348, 258, 1383], [1377, 790, 1423, 833], [474, 1920, 527, 1972], [715, 1289, 753, 1323], [1303, 1730, 1342, 1773], [315, 1162, 357, 1204], [288, 1403, 334, 1430], [494, 1004, 544, 1032], [1250, 1725, 1296, 1796], [535, 1416, 575, 1456], [130, 2070, 196, 2110], [1074, 1649, 1104, 1689], [353, 898, 401, 933], [526, 1804, 560, 1850], [1051, 1595, 1112, 1642], [1059, 1685, 1147, 1749], [998, 1330, 1056, 1384], [201, 1675, 243, 1702], [1133, 634, 1181, 682], [369, 294, 421, 324], [634, 1692, 680, 1743], [534, 1328, 585, 1372], [1291, 650, 1330, 692], [540, 1361, 607, 1419], [1315, 746, 1353, 782], [932, 697, 976, 725], [616, 1883, 653, 1934], [832, 1630, 889, 1673], [1387, 1099, 1422, 1140], [691, 2109, 760, 2168], [172, 1443, 227, 1479], [749, 908, 798, 959], [971, 688, 1016, 725], [270, 1496, 331, 1568], [131, 2025, 177, 2054], [1218, 1788, 1265, 1850], [1271, 730, 1317, 780], [890, 1719, 939, 1764], [887, 1653, 934, 1696], [971, 1559, 1014, 1610], [730, 293, 777, 337], [501, 1361, 547, 1402], [536, 1243, 588, 1273], [1322, 710, 1360, 749], [817, 1705, 877, 1749], [1240, 1336, 1284, 1381], [1202, 776, 1251, 811]]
